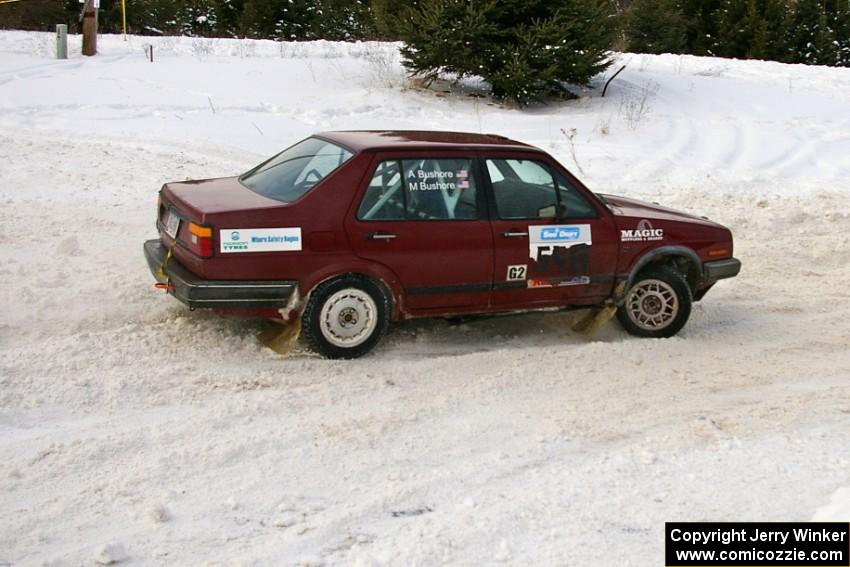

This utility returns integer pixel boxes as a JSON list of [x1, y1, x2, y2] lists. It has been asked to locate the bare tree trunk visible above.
[[82, 0, 97, 56]]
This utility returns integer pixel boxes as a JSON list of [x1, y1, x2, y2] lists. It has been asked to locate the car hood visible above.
[[162, 176, 284, 221], [597, 193, 723, 229]]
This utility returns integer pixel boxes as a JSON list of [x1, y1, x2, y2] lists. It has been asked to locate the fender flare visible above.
[[300, 261, 404, 319], [619, 245, 703, 300]]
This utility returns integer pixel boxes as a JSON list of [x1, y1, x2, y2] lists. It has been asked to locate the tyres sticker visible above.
[[220, 227, 302, 253]]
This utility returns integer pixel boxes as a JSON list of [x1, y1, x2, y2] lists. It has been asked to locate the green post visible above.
[[56, 24, 68, 60]]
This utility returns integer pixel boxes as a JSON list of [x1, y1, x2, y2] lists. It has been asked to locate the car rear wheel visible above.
[[616, 266, 692, 338], [302, 276, 389, 359]]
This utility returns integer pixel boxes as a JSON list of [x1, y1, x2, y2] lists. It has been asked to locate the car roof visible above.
[[314, 130, 539, 153]]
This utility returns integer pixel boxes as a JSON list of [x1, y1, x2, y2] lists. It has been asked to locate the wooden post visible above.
[[56, 24, 68, 59], [121, 0, 127, 39], [82, 0, 97, 57]]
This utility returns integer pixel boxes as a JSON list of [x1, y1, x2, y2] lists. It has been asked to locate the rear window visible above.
[[240, 137, 353, 202]]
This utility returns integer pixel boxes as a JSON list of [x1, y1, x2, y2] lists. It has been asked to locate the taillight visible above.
[[187, 222, 213, 258]]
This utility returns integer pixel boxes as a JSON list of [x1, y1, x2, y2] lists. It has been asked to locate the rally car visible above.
[[144, 131, 741, 358]]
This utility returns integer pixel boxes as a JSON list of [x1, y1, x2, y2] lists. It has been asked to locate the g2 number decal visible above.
[[506, 264, 527, 281]]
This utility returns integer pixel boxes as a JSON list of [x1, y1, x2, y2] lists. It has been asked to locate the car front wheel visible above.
[[302, 276, 389, 359], [616, 266, 692, 338]]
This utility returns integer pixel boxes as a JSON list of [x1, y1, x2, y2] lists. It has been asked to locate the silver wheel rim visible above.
[[625, 278, 679, 331], [319, 288, 377, 349]]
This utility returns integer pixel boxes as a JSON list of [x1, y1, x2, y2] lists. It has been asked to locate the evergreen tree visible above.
[[625, 0, 687, 54], [240, 0, 328, 39], [822, 0, 850, 65], [711, 0, 796, 61], [679, 0, 723, 54], [371, 0, 414, 39], [714, 0, 754, 58], [214, 0, 245, 37], [179, 0, 218, 36], [311, 0, 374, 40], [0, 0, 68, 32], [119, 0, 183, 35], [748, 0, 792, 61], [787, 0, 836, 65], [399, 0, 616, 106]]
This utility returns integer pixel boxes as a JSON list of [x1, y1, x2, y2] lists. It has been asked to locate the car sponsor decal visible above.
[[528, 224, 592, 262], [620, 219, 664, 242], [220, 227, 302, 253], [525, 225, 592, 287], [528, 276, 591, 288], [506, 264, 527, 281]]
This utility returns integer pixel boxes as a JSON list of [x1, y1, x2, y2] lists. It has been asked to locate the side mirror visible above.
[[537, 204, 557, 219]]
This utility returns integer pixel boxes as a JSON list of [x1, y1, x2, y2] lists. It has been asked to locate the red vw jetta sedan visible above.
[[144, 131, 740, 358]]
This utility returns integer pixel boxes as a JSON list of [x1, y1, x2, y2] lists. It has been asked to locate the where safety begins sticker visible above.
[[220, 227, 302, 253]]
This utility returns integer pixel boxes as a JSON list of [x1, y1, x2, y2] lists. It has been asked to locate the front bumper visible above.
[[703, 257, 742, 281], [143, 239, 297, 310]]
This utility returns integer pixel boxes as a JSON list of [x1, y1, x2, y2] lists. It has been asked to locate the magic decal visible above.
[[621, 219, 664, 242]]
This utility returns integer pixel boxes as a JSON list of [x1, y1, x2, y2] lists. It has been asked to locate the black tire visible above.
[[301, 275, 390, 359], [616, 265, 692, 338]]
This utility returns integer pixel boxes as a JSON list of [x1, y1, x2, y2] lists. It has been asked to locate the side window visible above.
[[486, 160, 505, 183], [487, 158, 596, 219], [488, 159, 558, 219], [403, 158, 478, 220], [358, 158, 479, 221], [357, 161, 404, 220], [554, 171, 598, 219]]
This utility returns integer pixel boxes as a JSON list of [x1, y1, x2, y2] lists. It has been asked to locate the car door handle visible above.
[[367, 232, 397, 241], [501, 231, 528, 238]]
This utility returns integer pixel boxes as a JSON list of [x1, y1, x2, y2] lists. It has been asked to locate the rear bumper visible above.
[[703, 257, 742, 281], [143, 239, 297, 310]]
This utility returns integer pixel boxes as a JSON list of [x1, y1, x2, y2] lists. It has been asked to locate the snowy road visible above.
[[1, 32, 849, 566]]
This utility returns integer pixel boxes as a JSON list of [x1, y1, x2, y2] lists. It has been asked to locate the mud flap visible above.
[[571, 282, 625, 336], [256, 288, 303, 355], [257, 320, 302, 355], [571, 303, 618, 335]]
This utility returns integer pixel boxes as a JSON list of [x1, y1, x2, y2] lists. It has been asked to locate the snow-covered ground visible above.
[[1, 31, 849, 566]]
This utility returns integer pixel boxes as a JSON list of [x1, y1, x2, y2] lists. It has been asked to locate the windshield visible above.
[[240, 137, 353, 202]]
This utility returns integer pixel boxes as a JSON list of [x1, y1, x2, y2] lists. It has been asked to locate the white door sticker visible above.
[[528, 224, 592, 261], [220, 228, 302, 253]]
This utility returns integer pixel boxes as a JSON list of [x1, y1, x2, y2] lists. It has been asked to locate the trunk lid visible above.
[[162, 176, 285, 223]]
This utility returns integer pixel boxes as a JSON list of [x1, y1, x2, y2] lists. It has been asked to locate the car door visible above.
[[346, 153, 494, 312], [484, 156, 619, 308]]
